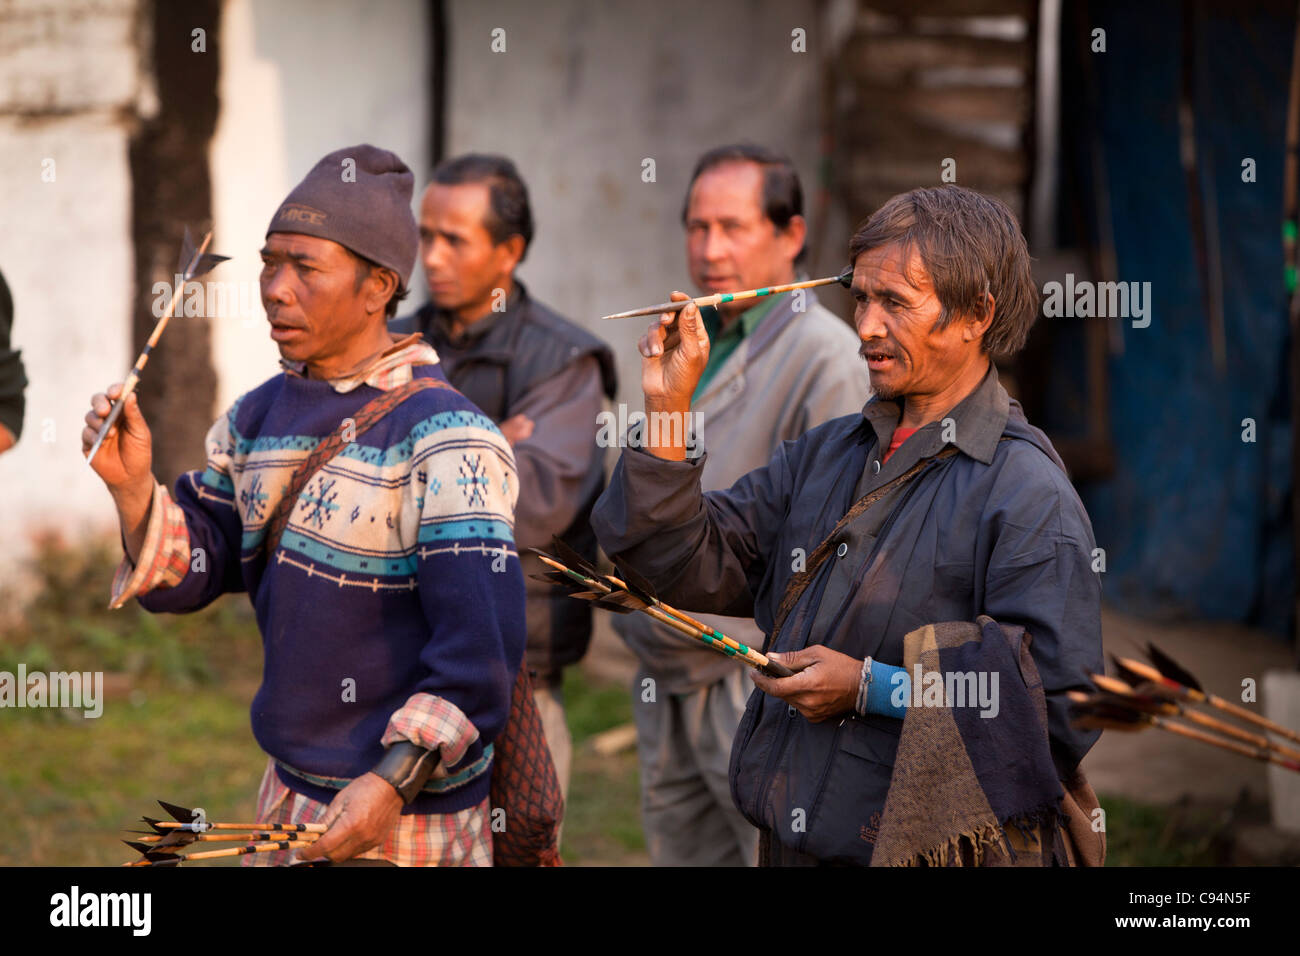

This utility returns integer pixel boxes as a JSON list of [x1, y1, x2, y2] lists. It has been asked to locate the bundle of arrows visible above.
[[121, 801, 326, 866], [529, 537, 796, 678], [1070, 643, 1300, 773]]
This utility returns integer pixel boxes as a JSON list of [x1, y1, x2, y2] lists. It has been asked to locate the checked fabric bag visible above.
[[265, 375, 564, 866]]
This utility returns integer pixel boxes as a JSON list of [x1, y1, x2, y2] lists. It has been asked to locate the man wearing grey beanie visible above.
[[84, 145, 532, 866]]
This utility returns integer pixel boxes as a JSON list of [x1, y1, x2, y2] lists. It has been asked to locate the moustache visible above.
[[858, 341, 899, 360]]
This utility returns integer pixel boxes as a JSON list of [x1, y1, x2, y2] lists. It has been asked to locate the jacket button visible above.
[[787, 705, 798, 718], [836, 542, 849, 558], [871, 459, 881, 474]]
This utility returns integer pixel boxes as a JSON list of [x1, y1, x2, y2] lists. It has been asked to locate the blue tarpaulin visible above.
[[1075, 0, 1294, 637]]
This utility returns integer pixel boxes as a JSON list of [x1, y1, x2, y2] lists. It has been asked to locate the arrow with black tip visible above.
[[1114, 644, 1300, 747], [144, 798, 327, 833], [127, 830, 323, 849], [530, 540, 796, 678], [123, 838, 316, 866], [1090, 672, 1300, 763], [1069, 690, 1300, 773], [86, 226, 230, 466]]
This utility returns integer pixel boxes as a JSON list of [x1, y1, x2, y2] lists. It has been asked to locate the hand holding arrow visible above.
[[602, 268, 853, 320], [84, 227, 229, 467]]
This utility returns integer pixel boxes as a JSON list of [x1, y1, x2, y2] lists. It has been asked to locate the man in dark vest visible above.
[[392, 154, 616, 820]]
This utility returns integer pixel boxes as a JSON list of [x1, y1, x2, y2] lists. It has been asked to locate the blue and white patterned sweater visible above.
[[112, 345, 526, 814]]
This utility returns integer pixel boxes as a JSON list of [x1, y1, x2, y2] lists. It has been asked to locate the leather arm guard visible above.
[[371, 741, 440, 804]]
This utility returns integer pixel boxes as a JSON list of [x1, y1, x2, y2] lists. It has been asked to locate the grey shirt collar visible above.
[[860, 361, 1010, 466]]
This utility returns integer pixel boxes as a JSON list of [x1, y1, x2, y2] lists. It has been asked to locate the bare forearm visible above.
[[644, 398, 690, 462], [111, 477, 155, 564]]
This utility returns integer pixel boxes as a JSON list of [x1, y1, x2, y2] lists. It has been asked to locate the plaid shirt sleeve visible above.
[[381, 692, 480, 777], [108, 480, 193, 609]]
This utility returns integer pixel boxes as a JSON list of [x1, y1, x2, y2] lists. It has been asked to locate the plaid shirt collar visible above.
[[279, 332, 440, 393]]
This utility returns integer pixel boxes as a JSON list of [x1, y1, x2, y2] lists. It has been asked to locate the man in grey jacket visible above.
[[614, 145, 870, 866], [593, 185, 1103, 866]]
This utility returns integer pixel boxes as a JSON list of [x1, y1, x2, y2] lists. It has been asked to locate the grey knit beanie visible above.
[[267, 144, 418, 290]]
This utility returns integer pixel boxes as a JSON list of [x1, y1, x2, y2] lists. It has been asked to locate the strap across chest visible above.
[[262, 376, 453, 557]]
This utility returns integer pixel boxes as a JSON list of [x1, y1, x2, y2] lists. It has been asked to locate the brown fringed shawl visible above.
[[871, 616, 1105, 867]]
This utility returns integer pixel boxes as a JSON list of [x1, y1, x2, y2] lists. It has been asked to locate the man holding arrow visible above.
[[592, 185, 1105, 866], [82, 145, 527, 866], [613, 145, 870, 868]]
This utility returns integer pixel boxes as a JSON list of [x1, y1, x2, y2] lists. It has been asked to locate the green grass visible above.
[[1097, 793, 1228, 866], [560, 669, 645, 864], [0, 686, 266, 866]]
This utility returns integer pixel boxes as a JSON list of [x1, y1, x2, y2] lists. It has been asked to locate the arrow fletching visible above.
[[589, 590, 649, 613], [158, 799, 200, 824], [1146, 642, 1203, 693], [613, 558, 659, 606], [178, 225, 230, 281], [547, 536, 603, 580]]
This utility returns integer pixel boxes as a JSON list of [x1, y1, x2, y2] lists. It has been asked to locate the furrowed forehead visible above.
[[852, 242, 931, 295]]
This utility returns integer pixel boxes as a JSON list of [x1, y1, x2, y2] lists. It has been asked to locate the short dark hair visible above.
[[681, 144, 805, 261], [848, 185, 1038, 358], [352, 252, 408, 320], [431, 153, 534, 262]]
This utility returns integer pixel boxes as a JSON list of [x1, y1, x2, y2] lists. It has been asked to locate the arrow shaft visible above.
[[1074, 691, 1300, 772], [601, 568, 755, 660], [132, 840, 315, 865], [151, 820, 327, 833], [1205, 692, 1300, 746], [1118, 656, 1300, 747], [1096, 673, 1300, 760], [541, 556, 778, 672], [136, 831, 322, 844], [602, 273, 845, 320], [86, 231, 213, 466], [1152, 714, 1300, 771]]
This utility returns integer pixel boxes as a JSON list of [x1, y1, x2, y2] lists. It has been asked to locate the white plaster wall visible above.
[[209, 0, 431, 416], [444, 0, 826, 411], [0, 0, 142, 586]]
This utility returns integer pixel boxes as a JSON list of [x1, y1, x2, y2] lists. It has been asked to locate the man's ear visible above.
[[779, 214, 807, 262], [962, 292, 995, 343], [365, 267, 400, 316], [496, 235, 526, 275]]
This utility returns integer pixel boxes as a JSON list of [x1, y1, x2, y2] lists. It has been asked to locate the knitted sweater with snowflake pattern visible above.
[[111, 350, 525, 815]]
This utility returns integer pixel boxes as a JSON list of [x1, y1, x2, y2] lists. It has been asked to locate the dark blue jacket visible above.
[[591, 365, 1103, 863]]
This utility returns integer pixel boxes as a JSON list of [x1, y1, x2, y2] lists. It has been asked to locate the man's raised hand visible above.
[[83, 383, 156, 563], [83, 383, 154, 493], [638, 292, 709, 411], [637, 292, 709, 462]]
